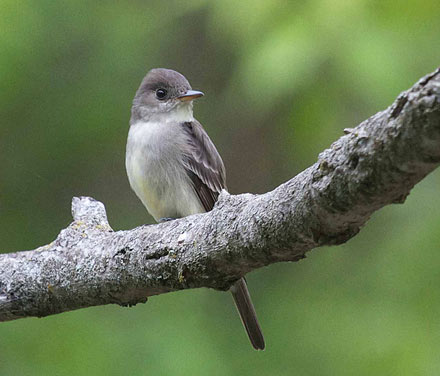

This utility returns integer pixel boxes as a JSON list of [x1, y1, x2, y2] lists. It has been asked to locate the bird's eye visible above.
[[155, 88, 167, 100]]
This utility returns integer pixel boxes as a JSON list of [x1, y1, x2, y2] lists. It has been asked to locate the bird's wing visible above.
[[181, 120, 226, 212]]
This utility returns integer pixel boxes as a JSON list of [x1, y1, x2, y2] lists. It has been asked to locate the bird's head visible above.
[[131, 68, 203, 123]]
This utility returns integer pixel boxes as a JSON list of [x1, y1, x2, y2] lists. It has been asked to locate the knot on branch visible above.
[[71, 196, 112, 229]]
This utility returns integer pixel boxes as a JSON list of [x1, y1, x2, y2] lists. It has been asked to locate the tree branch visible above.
[[1, 68, 440, 322]]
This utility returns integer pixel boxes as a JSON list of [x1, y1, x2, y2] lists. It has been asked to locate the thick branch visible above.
[[1, 68, 440, 322]]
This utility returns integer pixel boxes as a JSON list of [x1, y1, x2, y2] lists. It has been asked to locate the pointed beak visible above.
[[177, 90, 204, 102]]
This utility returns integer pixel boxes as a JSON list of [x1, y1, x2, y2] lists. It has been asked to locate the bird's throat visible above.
[[150, 103, 194, 124]]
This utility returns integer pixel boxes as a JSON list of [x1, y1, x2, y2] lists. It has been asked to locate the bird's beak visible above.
[[177, 90, 204, 102]]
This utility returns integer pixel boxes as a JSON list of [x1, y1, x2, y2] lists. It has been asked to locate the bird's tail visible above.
[[230, 278, 265, 350]]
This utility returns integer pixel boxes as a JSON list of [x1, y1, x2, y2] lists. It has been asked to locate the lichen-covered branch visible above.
[[1, 68, 439, 322]]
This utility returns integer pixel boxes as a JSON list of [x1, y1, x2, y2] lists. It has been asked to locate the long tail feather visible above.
[[230, 278, 265, 350]]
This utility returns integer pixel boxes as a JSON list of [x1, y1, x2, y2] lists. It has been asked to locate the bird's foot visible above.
[[158, 217, 176, 223]]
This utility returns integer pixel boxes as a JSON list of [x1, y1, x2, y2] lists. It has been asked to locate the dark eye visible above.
[[155, 88, 167, 100]]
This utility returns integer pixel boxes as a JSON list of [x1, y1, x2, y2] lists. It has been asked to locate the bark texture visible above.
[[1, 68, 440, 322]]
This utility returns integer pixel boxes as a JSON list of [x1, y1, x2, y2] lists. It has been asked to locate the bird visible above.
[[125, 68, 265, 350]]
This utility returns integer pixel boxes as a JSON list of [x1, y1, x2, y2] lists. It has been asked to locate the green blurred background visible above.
[[1, 0, 440, 375]]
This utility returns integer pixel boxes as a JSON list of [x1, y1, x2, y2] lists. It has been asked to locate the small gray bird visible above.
[[126, 68, 265, 350]]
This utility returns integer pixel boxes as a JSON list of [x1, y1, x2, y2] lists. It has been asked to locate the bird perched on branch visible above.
[[126, 68, 265, 350]]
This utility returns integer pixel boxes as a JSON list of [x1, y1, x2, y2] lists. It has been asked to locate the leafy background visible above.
[[1, 1, 440, 375]]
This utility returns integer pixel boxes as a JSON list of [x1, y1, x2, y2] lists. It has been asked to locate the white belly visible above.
[[125, 121, 205, 221]]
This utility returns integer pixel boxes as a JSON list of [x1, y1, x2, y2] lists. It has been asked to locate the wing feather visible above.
[[181, 120, 226, 212]]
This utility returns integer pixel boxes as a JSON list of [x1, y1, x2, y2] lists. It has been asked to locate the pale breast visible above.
[[126, 121, 204, 221]]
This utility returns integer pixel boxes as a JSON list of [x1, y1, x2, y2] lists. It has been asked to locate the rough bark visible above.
[[1, 68, 439, 322]]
